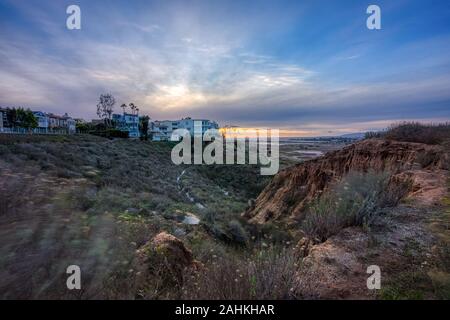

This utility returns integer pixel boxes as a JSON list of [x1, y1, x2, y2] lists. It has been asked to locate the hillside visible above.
[[244, 139, 448, 224], [0, 134, 267, 298], [0, 131, 449, 299], [243, 136, 450, 299]]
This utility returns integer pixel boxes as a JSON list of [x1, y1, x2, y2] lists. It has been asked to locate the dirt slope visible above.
[[294, 169, 448, 299], [244, 139, 447, 224], [243, 138, 450, 299]]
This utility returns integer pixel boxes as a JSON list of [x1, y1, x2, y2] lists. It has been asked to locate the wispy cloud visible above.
[[337, 54, 361, 61], [120, 22, 162, 34], [0, 0, 450, 135]]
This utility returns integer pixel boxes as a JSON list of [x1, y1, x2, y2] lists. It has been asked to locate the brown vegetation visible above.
[[244, 139, 446, 224], [1, 124, 449, 300], [365, 122, 450, 145], [0, 134, 268, 298]]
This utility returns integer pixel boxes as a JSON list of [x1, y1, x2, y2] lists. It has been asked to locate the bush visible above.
[[384, 122, 450, 145], [302, 171, 411, 242], [181, 246, 299, 299], [227, 220, 248, 245], [0, 177, 28, 215], [415, 151, 442, 168], [247, 222, 292, 245], [364, 131, 383, 139], [89, 129, 129, 139]]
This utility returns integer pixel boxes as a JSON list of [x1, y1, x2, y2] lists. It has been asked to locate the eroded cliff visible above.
[[243, 139, 447, 224]]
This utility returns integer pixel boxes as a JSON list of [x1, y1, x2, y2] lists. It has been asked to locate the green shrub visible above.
[[227, 220, 248, 245], [247, 222, 292, 245]]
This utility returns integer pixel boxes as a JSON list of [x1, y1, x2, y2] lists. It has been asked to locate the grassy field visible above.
[[0, 134, 275, 298]]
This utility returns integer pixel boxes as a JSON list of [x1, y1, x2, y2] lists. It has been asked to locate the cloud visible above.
[[119, 22, 162, 34], [1, 0, 450, 135], [337, 54, 361, 61]]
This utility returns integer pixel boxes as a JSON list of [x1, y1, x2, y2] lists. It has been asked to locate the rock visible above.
[[83, 170, 99, 178], [173, 227, 186, 237], [182, 212, 200, 225], [294, 228, 371, 299], [138, 208, 150, 215], [137, 232, 196, 280], [137, 232, 193, 269], [134, 232, 202, 297], [126, 208, 139, 214]]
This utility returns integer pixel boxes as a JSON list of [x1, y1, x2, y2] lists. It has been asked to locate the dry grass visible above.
[[384, 122, 450, 145], [181, 246, 299, 300], [302, 171, 411, 242]]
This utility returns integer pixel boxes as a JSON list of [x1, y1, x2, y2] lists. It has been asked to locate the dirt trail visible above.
[[175, 168, 205, 220]]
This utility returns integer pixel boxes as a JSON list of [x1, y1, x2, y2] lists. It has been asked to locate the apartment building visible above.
[[33, 111, 49, 128], [112, 113, 140, 138], [150, 117, 219, 141], [0, 108, 76, 134], [47, 113, 76, 133], [0, 108, 5, 129]]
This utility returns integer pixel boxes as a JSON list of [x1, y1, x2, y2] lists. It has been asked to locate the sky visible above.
[[0, 0, 450, 136]]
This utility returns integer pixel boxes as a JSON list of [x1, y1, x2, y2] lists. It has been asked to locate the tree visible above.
[[20, 108, 38, 129], [5, 108, 18, 127], [5, 108, 37, 129], [76, 121, 94, 134], [129, 103, 139, 115], [139, 115, 150, 140], [97, 93, 116, 127], [120, 103, 127, 114]]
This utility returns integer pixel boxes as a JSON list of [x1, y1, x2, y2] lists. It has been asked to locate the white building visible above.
[[113, 113, 140, 138], [62, 114, 76, 134], [33, 111, 49, 131], [150, 117, 219, 141], [0, 108, 4, 129], [47, 113, 76, 134], [0, 108, 76, 134]]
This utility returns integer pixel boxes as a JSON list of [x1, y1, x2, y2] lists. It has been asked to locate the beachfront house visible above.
[[150, 117, 219, 141], [0, 108, 76, 134], [48, 114, 62, 129], [61, 113, 76, 134], [32, 111, 49, 133], [47, 113, 76, 134], [0, 108, 5, 130], [112, 112, 139, 138]]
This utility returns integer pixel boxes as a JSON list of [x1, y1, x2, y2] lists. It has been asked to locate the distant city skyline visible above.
[[1, 0, 450, 136]]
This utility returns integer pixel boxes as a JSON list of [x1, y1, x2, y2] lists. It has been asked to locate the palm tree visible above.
[[129, 103, 136, 115], [120, 103, 127, 114]]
